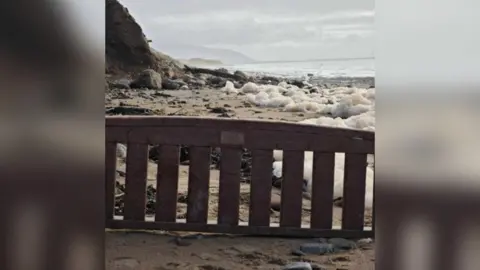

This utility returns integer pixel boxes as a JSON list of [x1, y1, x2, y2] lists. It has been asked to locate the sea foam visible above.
[[222, 80, 376, 208]]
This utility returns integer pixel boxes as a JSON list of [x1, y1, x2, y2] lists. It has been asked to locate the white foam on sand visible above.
[[222, 80, 375, 131], [221, 81, 239, 94], [272, 151, 374, 209], [223, 80, 375, 208]]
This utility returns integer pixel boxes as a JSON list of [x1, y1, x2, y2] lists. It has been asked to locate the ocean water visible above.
[[214, 58, 374, 78]]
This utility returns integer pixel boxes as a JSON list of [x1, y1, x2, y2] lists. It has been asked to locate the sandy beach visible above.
[[106, 1, 375, 268], [106, 230, 374, 270], [107, 88, 322, 122], [107, 80, 375, 270]]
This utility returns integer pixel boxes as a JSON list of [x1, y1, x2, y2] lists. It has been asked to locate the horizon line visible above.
[[250, 56, 375, 64]]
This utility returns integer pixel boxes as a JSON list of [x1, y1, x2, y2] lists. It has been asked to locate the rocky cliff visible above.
[[105, 0, 183, 77]]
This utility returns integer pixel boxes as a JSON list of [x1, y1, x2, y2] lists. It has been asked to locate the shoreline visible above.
[[106, 66, 375, 123]]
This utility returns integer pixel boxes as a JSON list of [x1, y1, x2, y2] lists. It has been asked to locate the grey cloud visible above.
[[118, 0, 374, 60], [151, 10, 374, 25], [147, 10, 373, 44], [120, 0, 373, 16], [151, 20, 324, 46]]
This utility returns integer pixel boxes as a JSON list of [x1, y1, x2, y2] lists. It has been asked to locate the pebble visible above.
[[357, 238, 374, 250], [109, 82, 130, 89], [112, 257, 140, 269], [173, 237, 192, 246], [116, 144, 127, 159], [328, 238, 356, 250], [291, 249, 306, 256], [270, 192, 282, 211], [311, 264, 328, 270], [330, 255, 350, 262], [357, 238, 373, 245], [232, 245, 256, 254], [283, 262, 312, 270], [138, 92, 153, 99], [209, 107, 230, 114], [196, 253, 220, 261], [299, 243, 334, 255], [314, 238, 327, 243]]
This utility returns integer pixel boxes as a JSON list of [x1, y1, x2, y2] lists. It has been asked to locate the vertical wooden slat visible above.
[[105, 142, 117, 221], [217, 148, 242, 225], [372, 156, 376, 233], [186, 146, 211, 224], [376, 207, 400, 270], [155, 145, 180, 222], [124, 143, 149, 221], [432, 215, 458, 270], [280, 150, 304, 228], [249, 149, 273, 226], [310, 152, 335, 229], [342, 153, 368, 230]]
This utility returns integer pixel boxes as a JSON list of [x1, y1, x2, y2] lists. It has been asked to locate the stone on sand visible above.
[[130, 69, 163, 89], [270, 191, 281, 211]]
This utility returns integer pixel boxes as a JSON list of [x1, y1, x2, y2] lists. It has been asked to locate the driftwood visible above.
[[184, 65, 247, 81], [106, 106, 160, 115]]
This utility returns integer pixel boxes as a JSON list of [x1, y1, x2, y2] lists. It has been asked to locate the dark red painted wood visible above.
[[217, 147, 242, 225], [249, 149, 274, 226], [155, 145, 180, 222], [123, 143, 149, 221], [310, 152, 335, 229], [186, 146, 211, 224], [280, 150, 304, 228], [342, 153, 368, 230], [105, 142, 117, 221]]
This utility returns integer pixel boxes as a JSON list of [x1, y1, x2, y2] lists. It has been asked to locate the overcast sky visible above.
[[118, 0, 374, 61]]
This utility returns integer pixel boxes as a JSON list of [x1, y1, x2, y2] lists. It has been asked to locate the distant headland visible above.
[[179, 58, 223, 66]]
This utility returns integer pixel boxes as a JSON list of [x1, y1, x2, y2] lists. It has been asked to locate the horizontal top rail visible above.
[[106, 116, 374, 153], [106, 116, 374, 138]]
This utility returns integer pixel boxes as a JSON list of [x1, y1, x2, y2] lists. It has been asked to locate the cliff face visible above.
[[105, 0, 183, 76]]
